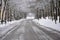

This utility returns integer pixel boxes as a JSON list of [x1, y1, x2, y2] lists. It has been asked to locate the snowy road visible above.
[[1, 19, 60, 40]]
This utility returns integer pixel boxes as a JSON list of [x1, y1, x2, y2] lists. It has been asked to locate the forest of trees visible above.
[[36, 0, 60, 24], [0, 0, 26, 24], [0, 0, 60, 24]]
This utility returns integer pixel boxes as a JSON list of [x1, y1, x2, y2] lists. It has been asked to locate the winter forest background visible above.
[[0, 0, 60, 31]]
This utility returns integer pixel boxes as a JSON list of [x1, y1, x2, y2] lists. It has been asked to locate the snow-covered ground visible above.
[[0, 19, 25, 28], [0, 19, 25, 37], [33, 17, 60, 31], [26, 17, 35, 19]]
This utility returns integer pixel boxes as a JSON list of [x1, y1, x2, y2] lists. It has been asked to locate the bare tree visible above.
[[1, 0, 5, 24]]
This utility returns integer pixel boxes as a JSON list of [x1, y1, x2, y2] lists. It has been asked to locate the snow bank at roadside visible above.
[[0, 19, 25, 28], [33, 17, 60, 31], [0, 19, 25, 37]]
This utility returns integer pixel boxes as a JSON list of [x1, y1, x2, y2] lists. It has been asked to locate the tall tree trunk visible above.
[[1, 0, 5, 24]]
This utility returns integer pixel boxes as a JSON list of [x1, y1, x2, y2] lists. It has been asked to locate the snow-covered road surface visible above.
[[0, 19, 25, 39], [0, 19, 60, 40]]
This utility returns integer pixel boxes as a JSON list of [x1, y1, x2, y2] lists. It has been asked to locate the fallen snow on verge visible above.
[[0, 19, 25, 37], [33, 17, 60, 31], [0, 19, 25, 28]]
